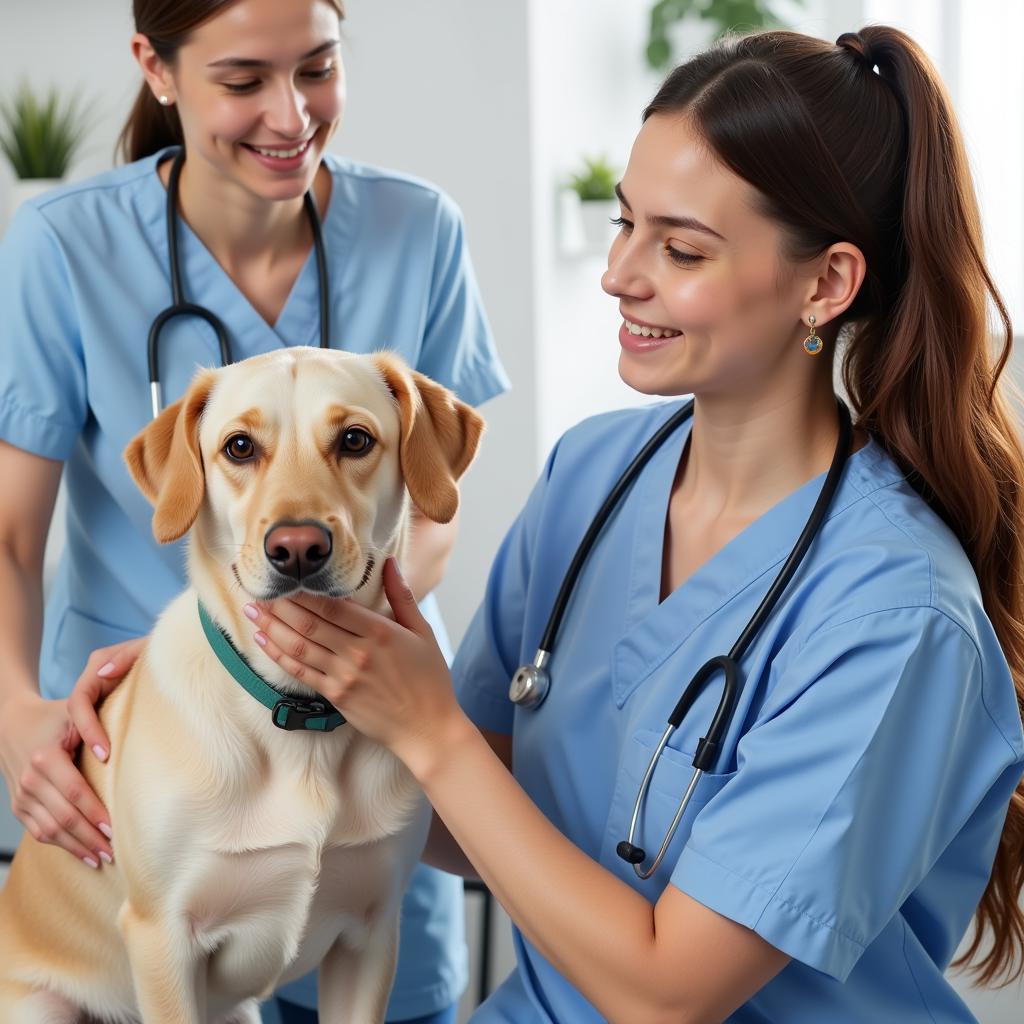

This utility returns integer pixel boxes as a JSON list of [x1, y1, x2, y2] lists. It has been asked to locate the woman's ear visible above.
[[372, 353, 485, 524], [124, 370, 216, 543], [806, 241, 867, 325], [131, 32, 177, 106]]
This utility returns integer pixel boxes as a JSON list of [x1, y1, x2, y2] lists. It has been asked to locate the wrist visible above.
[[0, 688, 44, 750], [401, 708, 479, 786], [0, 684, 42, 716]]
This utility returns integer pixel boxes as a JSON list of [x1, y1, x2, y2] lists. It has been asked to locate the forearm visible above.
[[0, 542, 44, 702], [409, 717, 679, 1024]]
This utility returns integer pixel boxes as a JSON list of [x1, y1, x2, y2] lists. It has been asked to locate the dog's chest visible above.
[[182, 751, 426, 1006], [183, 831, 418, 1010], [203, 734, 422, 851]]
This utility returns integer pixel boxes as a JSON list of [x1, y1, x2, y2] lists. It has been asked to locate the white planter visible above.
[[578, 198, 619, 253], [1, 177, 64, 236], [559, 191, 619, 258]]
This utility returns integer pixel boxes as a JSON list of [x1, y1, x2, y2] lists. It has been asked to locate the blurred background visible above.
[[0, 1, 1021, 1020]]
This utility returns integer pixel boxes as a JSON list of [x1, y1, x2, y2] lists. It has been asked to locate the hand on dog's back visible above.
[[0, 637, 140, 868]]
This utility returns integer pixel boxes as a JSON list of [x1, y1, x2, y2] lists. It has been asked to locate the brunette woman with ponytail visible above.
[[0, 2, 507, 1023], [241, 24, 1024, 1024]]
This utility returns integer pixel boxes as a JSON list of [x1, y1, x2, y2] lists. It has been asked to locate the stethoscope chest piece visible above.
[[509, 650, 551, 709]]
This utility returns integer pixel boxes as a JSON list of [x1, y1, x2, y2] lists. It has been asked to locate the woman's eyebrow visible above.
[[207, 39, 339, 69], [615, 183, 726, 242]]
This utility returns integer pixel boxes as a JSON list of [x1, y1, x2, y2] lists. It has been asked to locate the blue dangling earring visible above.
[[803, 315, 823, 356]]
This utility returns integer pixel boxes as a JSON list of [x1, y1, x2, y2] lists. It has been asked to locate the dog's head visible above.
[[124, 348, 483, 601]]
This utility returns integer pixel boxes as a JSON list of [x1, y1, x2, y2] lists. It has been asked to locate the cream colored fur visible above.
[[0, 348, 484, 1023]]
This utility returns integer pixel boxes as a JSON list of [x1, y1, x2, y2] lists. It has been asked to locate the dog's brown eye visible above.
[[225, 434, 256, 461], [339, 427, 374, 457]]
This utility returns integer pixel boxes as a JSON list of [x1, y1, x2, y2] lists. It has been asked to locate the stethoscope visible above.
[[509, 397, 853, 879], [147, 149, 332, 418]]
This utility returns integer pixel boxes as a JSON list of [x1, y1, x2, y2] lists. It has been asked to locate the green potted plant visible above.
[[0, 83, 89, 223], [645, 0, 800, 70], [567, 155, 620, 253]]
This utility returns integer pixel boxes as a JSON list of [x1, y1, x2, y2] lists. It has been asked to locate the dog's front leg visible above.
[[119, 903, 206, 1024], [318, 918, 400, 1024]]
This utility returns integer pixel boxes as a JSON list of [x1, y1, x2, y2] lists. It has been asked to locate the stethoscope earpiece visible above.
[[615, 841, 646, 865]]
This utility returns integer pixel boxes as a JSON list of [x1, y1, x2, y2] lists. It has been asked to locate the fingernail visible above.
[[391, 559, 405, 579], [243, 604, 259, 621], [254, 631, 267, 647], [92, 745, 108, 762], [83, 856, 99, 869], [97, 661, 116, 678], [98, 822, 113, 840], [99, 850, 113, 865]]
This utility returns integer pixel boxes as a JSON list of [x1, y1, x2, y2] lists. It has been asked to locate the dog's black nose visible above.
[[264, 522, 333, 580]]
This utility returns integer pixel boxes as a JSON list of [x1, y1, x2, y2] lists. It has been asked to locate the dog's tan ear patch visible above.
[[124, 370, 216, 543], [372, 354, 485, 524]]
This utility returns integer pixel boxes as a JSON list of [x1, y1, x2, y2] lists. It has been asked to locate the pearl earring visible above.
[[158, 95, 171, 106]]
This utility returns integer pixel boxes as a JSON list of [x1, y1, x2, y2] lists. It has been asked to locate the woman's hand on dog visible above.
[[0, 690, 115, 868], [247, 558, 470, 777], [1, 636, 143, 868], [67, 636, 146, 767]]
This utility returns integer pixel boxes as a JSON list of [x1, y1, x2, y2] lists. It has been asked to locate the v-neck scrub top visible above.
[[0, 147, 509, 1020], [453, 401, 1024, 1023]]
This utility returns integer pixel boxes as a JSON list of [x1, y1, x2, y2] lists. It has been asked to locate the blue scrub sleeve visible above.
[[452, 444, 561, 734], [0, 204, 87, 459], [414, 192, 509, 408], [672, 606, 1021, 982]]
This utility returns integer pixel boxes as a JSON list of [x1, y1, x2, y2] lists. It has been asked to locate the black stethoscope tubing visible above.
[[545, 401, 697, 653], [508, 396, 853, 879], [147, 149, 331, 418]]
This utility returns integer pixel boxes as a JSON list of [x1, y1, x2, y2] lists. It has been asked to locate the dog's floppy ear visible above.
[[124, 370, 217, 543], [372, 353, 485, 524]]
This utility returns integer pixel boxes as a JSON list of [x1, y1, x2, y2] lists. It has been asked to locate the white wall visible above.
[[331, 0, 538, 647]]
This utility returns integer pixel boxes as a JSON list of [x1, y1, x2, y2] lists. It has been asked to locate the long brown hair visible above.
[[646, 26, 1024, 985], [118, 0, 345, 164]]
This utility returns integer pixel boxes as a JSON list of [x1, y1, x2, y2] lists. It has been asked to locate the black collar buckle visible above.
[[272, 697, 345, 732]]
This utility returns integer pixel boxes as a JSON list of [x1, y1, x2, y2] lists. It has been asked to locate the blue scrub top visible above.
[[453, 401, 1024, 1023], [0, 147, 510, 1019]]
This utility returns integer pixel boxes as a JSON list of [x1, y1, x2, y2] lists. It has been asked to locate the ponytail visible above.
[[646, 25, 1024, 984], [844, 26, 1024, 986]]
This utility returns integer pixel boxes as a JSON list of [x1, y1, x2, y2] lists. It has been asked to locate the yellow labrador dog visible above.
[[0, 347, 483, 1023]]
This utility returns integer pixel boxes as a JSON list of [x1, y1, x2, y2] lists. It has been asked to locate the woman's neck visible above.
[[160, 154, 326, 274], [677, 385, 847, 524]]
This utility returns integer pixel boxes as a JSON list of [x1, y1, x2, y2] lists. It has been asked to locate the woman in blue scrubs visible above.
[[246, 26, 1024, 1022], [0, 1, 507, 1022]]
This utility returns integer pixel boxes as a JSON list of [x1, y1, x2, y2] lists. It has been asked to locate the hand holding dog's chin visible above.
[[252, 559, 470, 775]]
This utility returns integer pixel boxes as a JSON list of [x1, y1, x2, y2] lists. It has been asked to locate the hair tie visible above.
[[836, 31, 878, 72]]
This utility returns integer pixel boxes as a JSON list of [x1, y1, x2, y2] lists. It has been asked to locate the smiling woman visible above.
[[119, 0, 345, 168]]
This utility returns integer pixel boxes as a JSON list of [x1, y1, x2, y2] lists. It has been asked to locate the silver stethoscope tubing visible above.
[[147, 149, 332, 418], [509, 397, 854, 879]]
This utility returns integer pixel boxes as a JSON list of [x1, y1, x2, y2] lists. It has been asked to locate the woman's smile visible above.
[[618, 318, 683, 352]]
